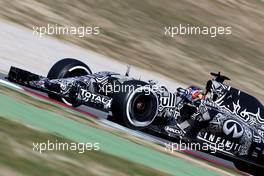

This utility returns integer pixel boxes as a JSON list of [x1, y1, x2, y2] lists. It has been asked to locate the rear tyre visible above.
[[111, 80, 158, 129], [47, 58, 92, 107]]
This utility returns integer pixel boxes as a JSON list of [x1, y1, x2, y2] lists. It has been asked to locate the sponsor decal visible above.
[[164, 126, 183, 136], [200, 132, 241, 151], [223, 119, 244, 139], [158, 92, 177, 111], [78, 89, 112, 108]]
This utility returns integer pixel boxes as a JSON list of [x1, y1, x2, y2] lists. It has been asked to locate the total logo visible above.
[[78, 89, 112, 108], [223, 119, 244, 139]]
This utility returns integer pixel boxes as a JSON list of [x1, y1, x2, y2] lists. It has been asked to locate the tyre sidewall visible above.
[[111, 80, 158, 129]]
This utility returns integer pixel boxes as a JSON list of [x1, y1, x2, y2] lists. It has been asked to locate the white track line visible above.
[[0, 79, 24, 90]]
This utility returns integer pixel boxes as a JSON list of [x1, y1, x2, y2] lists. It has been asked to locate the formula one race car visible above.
[[7, 58, 264, 174]]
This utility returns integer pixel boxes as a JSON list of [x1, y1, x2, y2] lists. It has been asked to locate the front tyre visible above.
[[111, 80, 158, 129], [47, 58, 92, 107]]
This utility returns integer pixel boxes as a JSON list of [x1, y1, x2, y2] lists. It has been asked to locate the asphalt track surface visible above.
[[0, 73, 251, 176]]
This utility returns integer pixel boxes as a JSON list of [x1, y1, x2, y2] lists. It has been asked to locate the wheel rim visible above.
[[126, 87, 158, 127]]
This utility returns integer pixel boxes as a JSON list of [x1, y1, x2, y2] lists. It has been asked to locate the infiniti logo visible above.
[[223, 119, 244, 138]]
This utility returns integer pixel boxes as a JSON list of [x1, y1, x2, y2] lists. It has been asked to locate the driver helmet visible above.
[[187, 86, 205, 103]]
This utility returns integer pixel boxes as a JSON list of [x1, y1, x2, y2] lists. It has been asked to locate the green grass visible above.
[[0, 117, 172, 176]]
